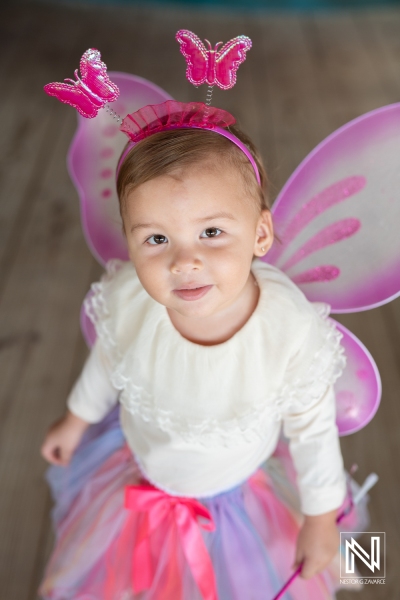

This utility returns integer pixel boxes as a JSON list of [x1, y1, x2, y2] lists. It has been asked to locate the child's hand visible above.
[[40, 410, 90, 466], [293, 509, 339, 579]]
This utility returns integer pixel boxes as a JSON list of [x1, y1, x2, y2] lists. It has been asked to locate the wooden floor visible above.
[[1, 1, 400, 598]]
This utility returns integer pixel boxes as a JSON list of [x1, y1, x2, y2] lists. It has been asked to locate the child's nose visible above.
[[170, 248, 204, 274]]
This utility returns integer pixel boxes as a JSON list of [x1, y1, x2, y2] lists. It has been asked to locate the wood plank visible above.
[[302, 11, 394, 128], [0, 4, 97, 286], [0, 116, 96, 599], [0, 5, 103, 598], [0, 3, 399, 598], [249, 14, 333, 201]]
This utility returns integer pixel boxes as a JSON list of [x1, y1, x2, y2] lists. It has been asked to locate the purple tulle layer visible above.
[[38, 405, 368, 600]]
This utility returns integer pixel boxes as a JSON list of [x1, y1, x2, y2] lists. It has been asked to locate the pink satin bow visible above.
[[125, 482, 218, 600]]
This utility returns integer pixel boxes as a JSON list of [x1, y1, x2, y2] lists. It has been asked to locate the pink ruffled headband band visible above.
[[44, 30, 260, 185], [117, 101, 261, 184]]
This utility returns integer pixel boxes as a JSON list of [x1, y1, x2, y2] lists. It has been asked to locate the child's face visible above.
[[124, 162, 273, 320]]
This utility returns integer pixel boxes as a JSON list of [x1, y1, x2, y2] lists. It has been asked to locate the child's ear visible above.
[[253, 209, 274, 257]]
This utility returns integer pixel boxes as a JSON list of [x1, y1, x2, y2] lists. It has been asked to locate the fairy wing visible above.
[[264, 104, 400, 433], [68, 71, 172, 266], [332, 320, 381, 435], [265, 103, 400, 313]]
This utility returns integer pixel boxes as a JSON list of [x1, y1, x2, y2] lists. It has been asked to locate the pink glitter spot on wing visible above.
[[272, 176, 366, 263], [291, 265, 340, 284], [101, 188, 112, 198], [102, 125, 118, 137], [336, 390, 358, 418], [282, 218, 361, 271], [100, 147, 114, 158], [356, 368, 369, 381], [101, 168, 113, 179], [281, 176, 366, 242]]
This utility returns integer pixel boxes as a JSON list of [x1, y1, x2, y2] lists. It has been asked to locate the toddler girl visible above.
[[39, 123, 360, 600]]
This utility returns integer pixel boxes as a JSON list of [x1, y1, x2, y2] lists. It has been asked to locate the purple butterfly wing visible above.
[[332, 319, 381, 436], [214, 36, 252, 90], [44, 82, 99, 118], [266, 103, 400, 313], [176, 30, 208, 86]]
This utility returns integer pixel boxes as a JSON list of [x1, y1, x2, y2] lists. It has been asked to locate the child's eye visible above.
[[146, 234, 168, 245], [200, 227, 222, 238]]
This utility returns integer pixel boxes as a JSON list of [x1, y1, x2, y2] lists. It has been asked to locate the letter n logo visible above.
[[345, 537, 379, 573], [340, 532, 385, 578]]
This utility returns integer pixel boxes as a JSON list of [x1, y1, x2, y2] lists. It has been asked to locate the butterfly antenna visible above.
[[104, 104, 123, 125]]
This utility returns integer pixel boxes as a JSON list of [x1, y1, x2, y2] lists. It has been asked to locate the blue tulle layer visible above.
[[39, 405, 367, 600]]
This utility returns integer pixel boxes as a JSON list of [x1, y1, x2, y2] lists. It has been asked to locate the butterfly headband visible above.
[[44, 30, 260, 185]]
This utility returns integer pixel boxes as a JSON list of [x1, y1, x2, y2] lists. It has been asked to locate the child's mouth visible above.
[[173, 285, 213, 301]]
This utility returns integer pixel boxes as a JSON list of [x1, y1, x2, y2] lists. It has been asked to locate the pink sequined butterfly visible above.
[[176, 29, 252, 90], [44, 48, 119, 118]]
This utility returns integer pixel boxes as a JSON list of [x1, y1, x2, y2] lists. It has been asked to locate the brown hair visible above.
[[116, 125, 269, 224]]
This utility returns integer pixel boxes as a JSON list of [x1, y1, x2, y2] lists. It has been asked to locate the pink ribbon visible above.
[[125, 482, 218, 600]]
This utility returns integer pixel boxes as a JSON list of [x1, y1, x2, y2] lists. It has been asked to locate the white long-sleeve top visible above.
[[67, 258, 347, 515]]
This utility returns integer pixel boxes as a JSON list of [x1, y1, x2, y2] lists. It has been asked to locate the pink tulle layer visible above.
[[38, 412, 367, 600], [120, 101, 236, 142]]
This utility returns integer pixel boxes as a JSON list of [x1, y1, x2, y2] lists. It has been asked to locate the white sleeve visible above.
[[282, 383, 346, 516], [66, 339, 119, 423]]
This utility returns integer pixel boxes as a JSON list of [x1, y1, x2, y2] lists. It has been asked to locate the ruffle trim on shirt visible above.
[[272, 304, 346, 419], [84, 260, 123, 360], [84, 260, 346, 447]]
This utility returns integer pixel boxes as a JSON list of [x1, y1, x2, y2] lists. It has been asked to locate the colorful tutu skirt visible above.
[[38, 406, 368, 600]]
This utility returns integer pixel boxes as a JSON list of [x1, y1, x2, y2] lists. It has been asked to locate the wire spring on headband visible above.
[[202, 85, 214, 123], [105, 104, 123, 125], [205, 85, 214, 107]]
